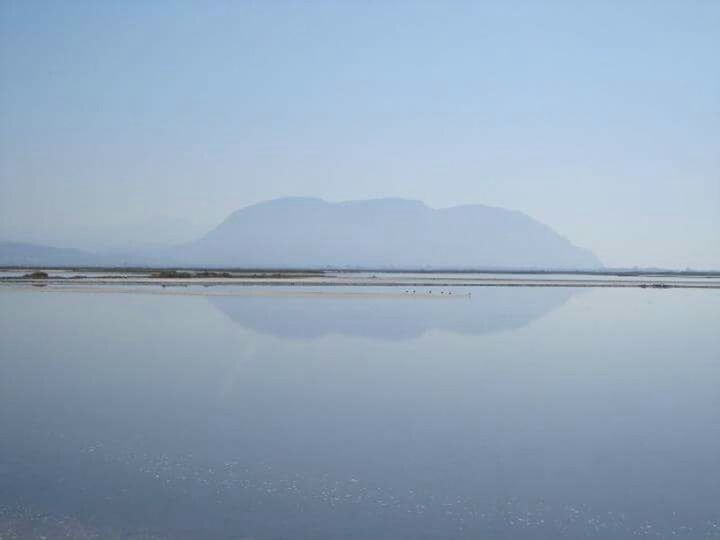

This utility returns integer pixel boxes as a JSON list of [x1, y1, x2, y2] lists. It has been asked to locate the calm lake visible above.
[[1, 285, 719, 539]]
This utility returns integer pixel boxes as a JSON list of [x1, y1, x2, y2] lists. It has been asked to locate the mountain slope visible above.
[[184, 197, 601, 269], [0, 241, 111, 266]]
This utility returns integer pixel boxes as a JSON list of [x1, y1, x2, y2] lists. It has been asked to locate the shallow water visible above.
[[0, 286, 718, 539]]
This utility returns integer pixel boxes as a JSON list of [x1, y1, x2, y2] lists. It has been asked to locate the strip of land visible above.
[[1, 268, 719, 292]]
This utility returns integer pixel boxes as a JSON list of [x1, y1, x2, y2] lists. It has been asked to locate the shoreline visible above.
[[1, 266, 719, 278], [1, 276, 719, 294], [2, 268, 720, 294]]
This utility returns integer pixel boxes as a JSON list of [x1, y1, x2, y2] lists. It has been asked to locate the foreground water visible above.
[[0, 286, 718, 539]]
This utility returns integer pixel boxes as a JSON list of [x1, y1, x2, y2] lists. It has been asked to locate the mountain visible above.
[[183, 197, 602, 269], [0, 198, 602, 269], [0, 241, 187, 267], [0, 241, 112, 266], [0, 216, 207, 253]]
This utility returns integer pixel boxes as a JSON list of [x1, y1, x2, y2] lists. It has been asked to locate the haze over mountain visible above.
[[0, 198, 601, 269], [183, 198, 601, 269], [0, 241, 112, 267], [1, 216, 207, 254]]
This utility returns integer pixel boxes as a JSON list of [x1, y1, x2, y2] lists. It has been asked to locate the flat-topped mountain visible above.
[[184, 197, 601, 269]]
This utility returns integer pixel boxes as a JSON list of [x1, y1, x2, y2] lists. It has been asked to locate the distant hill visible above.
[[0, 241, 111, 267], [183, 197, 602, 269], [0, 198, 602, 269]]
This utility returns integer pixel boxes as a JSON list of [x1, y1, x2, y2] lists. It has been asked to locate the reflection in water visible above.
[[209, 286, 577, 339], [1, 287, 719, 539]]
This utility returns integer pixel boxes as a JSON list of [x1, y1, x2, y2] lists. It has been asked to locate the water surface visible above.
[[0, 286, 718, 539]]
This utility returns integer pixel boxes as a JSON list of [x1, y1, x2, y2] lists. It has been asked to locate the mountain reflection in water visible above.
[[1, 286, 718, 540], [208, 286, 577, 339]]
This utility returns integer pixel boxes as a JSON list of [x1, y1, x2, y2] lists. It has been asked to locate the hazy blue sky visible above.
[[1, 1, 718, 268]]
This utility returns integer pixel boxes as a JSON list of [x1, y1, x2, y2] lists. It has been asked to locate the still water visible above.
[[1, 286, 718, 539]]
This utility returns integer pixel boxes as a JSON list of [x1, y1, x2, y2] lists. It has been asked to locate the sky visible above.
[[0, 0, 718, 268]]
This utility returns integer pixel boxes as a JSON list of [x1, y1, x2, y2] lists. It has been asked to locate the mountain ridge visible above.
[[184, 197, 602, 269], [0, 198, 602, 269]]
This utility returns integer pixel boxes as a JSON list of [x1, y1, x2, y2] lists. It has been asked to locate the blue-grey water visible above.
[[0, 286, 718, 539]]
